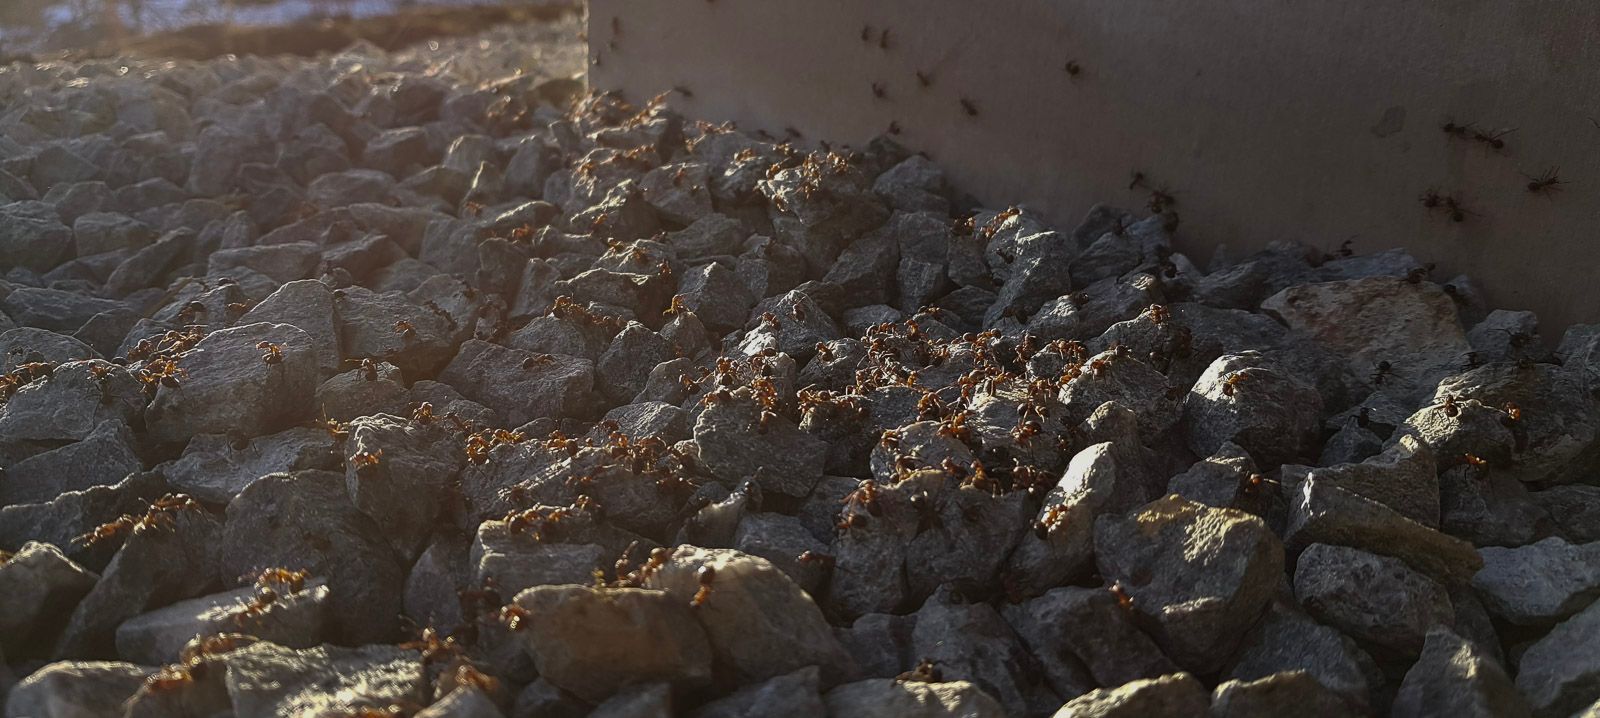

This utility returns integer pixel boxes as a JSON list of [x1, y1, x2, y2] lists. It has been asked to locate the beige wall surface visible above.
[[588, 0, 1600, 330]]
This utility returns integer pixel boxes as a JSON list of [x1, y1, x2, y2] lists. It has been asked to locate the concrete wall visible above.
[[588, 0, 1600, 329]]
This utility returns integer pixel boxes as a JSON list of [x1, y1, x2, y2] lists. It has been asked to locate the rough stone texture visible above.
[[439, 340, 595, 425], [1184, 352, 1324, 465], [1472, 537, 1600, 626], [1094, 495, 1284, 673], [1211, 671, 1363, 718], [0, 542, 98, 660], [512, 584, 713, 702], [1391, 628, 1531, 718], [1284, 473, 1483, 588], [1293, 543, 1454, 658], [1052, 672, 1210, 718], [693, 392, 827, 499], [1226, 602, 1382, 711], [822, 679, 1006, 718], [3, 661, 151, 718], [113, 580, 329, 665], [159, 427, 340, 504], [144, 322, 320, 446], [1516, 600, 1600, 718], [1003, 586, 1176, 694]]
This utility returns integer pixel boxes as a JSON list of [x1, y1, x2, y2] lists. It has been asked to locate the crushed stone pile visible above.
[[2, 19, 1600, 718]]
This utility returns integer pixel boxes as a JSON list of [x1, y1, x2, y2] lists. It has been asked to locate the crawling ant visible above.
[[842, 480, 884, 517], [797, 550, 834, 566], [672, 84, 694, 99], [394, 320, 417, 342], [691, 565, 716, 607], [1405, 266, 1432, 284], [498, 604, 530, 631], [1441, 120, 1475, 140], [1419, 188, 1445, 210], [1034, 504, 1068, 539], [959, 98, 979, 117], [887, 120, 902, 135], [915, 70, 932, 88], [350, 449, 383, 473], [1239, 472, 1277, 496], [1501, 401, 1522, 424], [256, 341, 283, 365], [792, 303, 807, 321], [879, 27, 891, 49], [522, 354, 556, 370], [1063, 59, 1082, 76], [1147, 189, 1176, 213], [1108, 582, 1134, 611], [1443, 196, 1473, 222], [1462, 453, 1490, 469], [1523, 168, 1566, 196], [1146, 304, 1171, 324], [355, 358, 379, 381], [871, 82, 886, 99], [1370, 360, 1394, 385], [1441, 393, 1461, 417], [1472, 127, 1516, 150], [1221, 371, 1249, 396], [1128, 171, 1149, 191], [861, 25, 873, 42], [1011, 417, 1042, 446], [897, 659, 942, 683]]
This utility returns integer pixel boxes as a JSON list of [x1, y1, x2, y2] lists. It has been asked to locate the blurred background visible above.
[[0, 0, 565, 57]]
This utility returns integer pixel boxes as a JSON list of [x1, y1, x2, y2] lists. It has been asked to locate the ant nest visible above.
[[0, 16, 1594, 718]]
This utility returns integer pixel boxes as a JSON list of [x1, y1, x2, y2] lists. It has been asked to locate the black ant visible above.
[[860, 25, 873, 43], [1440, 120, 1475, 140], [1523, 168, 1565, 196], [1064, 60, 1082, 76], [915, 71, 932, 88], [1128, 171, 1149, 190], [1443, 196, 1473, 222], [888, 120, 902, 135], [959, 98, 979, 117], [1472, 127, 1516, 150], [673, 85, 694, 99], [879, 27, 891, 50], [1370, 360, 1394, 385], [871, 82, 886, 99]]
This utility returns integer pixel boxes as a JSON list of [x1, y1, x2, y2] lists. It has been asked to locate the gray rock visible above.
[[822, 679, 1006, 718], [313, 362, 410, 421], [693, 390, 826, 499], [1185, 352, 1324, 465], [1433, 362, 1600, 486], [0, 201, 73, 273], [1094, 495, 1284, 673], [986, 231, 1079, 326], [161, 427, 339, 504], [439, 341, 595, 425], [1210, 671, 1363, 718], [644, 546, 853, 686], [402, 532, 472, 630], [688, 665, 824, 718], [893, 212, 957, 312], [1226, 602, 1382, 711], [56, 500, 221, 658], [1, 288, 126, 333], [511, 584, 713, 703], [1003, 586, 1176, 695], [72, 212, 155, 257], [471, 521, 606, 597], [0, 358, 141, 459], [219, 470, 404, 645], [334, 285, 459, 377], [0, 328, 100, 374], [904, 587, 1055, 715], [600, 401, 690, 445], [1439, 464, 1550, 547], [416, 685, 507, 718], [344, 414, 466, 559], [1052, 672, 1209, 718], [1059, 351, 1181, 438], [221, 641, 428, 718], [1167, 442, 1259, 510], [1466, 309, 1543, 364], [3, 661, 151, 718], [235, 279, 340, 377], [1294, 543, 1454, 658], [823, 227, 900, 309], [1262, 276, 1470, 403], [0, 471, 167, 564], [1534, 485, 1600, 544], [1284, 474, 1485, 588], [1472, 537, 1600, 626], [0, 542, 98, 660], [1391, 628, 1530, 718], [1289, 433, 1438, 527], [0, 420, 141, 506], [1515, 599, 1600, 718], [596, 323, 675, 405], [904, 484, 1030, 601], [144, 322, 319, 446], [114, 579, 329, 665]]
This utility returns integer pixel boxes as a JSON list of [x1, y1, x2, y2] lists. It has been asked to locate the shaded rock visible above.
[[1515, 600, 1600, 718], [114, 579, 329, 665], [693, 391, 826, 499], [218, 470, 404, 645], [2, 661, 150, 718], [1283, 473, 1482, 587], [471, 520, 606, 597], [511, 584, 713, 703], [236, 279, 340, 377], [1534, 485, 1600, 544], [1184, 352, 1324, 465], [1003, 586, 1176, 694], [907, 587, 1055, 716], [688, 665, 824, 718], [1226, 602, 1381, 711], [440, 341, 595, 425], [1471, 537, 1600, 626], [160, 427, 339, 504], [1391, 628, 1530, 718], [1293, 543, 1453, 658], [333, 285, 459, 378], [1287, 434, 1438, 527], [644, 546, 853, 686], [0, 201, 73, 273], [0, 420, 141, 505], [822, 679, 1006, 718], [1094, 495, 1284, 673], [144, 322, 319, 446], [0, 471, 168, 562], [0, 542, 98, 660], [343, 414, 466, 559], [1, 288, 126, 333], [221, 641, 427, 718]]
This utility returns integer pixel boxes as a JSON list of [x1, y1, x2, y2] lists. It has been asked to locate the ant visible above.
[[879, 27, 891, 50], [256, 341, 283, 365], [797, 550, 834, 566], [871, 82, 886, 99], [672, 85, 694, 99], [1128, 171, 1149, 190], [350, 450, 383, 473], [888, 120, 902, 135], [897, 659, 942, 683], [522, 354, 556, 370], [1502, 401, 1523, 424], [960, 98, 979, 117], [1370, 360, 1395, 385], [1063, 60, 1082, 76], [394, 320, 417, 341], [691, 565, 716, 607], [1034, 504, 1068, 539], [1523, 168, 1566, 196], [1472, 127, 1516, 150], [1108, 582, 1134, 611], [915, 70, 932, 88], [1440, 120, 1476, 140], [861, 25, 873, 42], [1441, 393, 1461, 417], [1221, 371, 1249, 396], [1404, 264, 1435, 284]]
